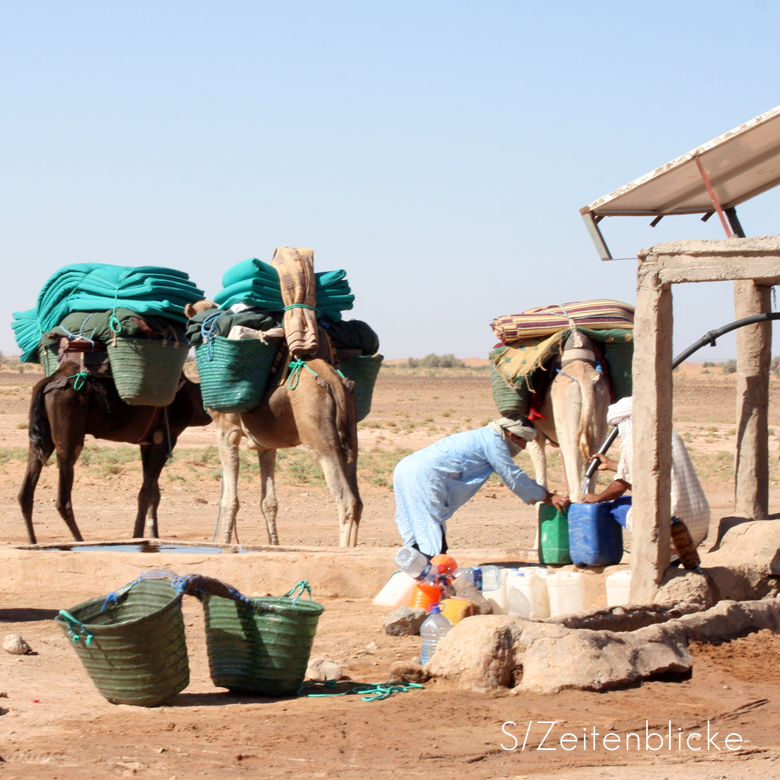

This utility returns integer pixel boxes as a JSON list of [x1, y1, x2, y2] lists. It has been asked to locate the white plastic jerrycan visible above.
[[372, 570, 418, 611], [605, 569, 632, 607], [546, 570, 586, 616], [482, 567, 512, 615], [506, 568, 551, 619]]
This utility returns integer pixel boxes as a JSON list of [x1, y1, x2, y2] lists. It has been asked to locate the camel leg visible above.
[[526, 435, 547, 489], [54, 444, 84, 542], [550, 377, 585, 503], [135, 443, 172, 538], [257, 449, 280, 545], [18, 451, 44, 544], [215, 421, 242, 544], [316, 452, 363, 547], [525, 435, 548, 555]]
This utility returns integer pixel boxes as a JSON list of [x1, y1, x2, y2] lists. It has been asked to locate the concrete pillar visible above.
[[629, 258, 674, 604], [733, 280, 771, 519]]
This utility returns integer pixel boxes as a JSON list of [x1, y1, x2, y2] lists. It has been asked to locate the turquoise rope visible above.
[[283, 303, 316, 311], [67, 371, 90, 391], [301, 680, 424, 701], [109, 269, 131, 334], [58, 610, 94, 646], [287, 358, 319, 390], [283, 580, 312, 605]]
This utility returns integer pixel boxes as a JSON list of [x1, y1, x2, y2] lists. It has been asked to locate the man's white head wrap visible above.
[[491, 416, 537, 441], [488, 417, 536, 457], [607, 396, 633, 439]]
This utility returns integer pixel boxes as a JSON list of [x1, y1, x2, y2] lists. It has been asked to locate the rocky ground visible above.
[[2, 363, 780, 779]]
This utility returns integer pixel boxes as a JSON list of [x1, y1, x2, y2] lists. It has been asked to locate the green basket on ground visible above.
[[107, 336, 188, 406], [196, 334, 280, 413], [203, 581, 324, 696], [55, 578, 189, 707], [38, 343, 60, 377], [339, 353, 383, 422], [490, 364, 531, 416]]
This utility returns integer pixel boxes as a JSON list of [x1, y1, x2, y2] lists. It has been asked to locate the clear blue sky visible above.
[[3, 1, 780, 361]]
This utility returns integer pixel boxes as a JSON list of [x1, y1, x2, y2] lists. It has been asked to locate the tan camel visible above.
[[209, 353, 362, 547], [525, 331, 611, 503]]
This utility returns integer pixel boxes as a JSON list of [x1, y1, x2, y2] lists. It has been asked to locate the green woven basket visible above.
[[107, 336, 188, 406], [196, 335, 280, 413], [490, 364, 531, 416], [38, 343, 60, 377], [203, 581, 324, 696], [339, 353, 383, 422], [55, 579, 189, 707]]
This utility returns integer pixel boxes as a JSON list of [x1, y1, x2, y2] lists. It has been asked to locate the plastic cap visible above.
[[429, 602, 442, 613], [431, 554, 458, 574]]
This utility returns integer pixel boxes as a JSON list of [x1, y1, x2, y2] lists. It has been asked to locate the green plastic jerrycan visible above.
[[538, 503, 572, 565]]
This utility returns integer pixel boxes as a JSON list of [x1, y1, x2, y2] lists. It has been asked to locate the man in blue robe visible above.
[[393, 417, 569, 556]]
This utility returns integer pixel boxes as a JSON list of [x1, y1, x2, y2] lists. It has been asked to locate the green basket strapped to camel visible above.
[[55, 578, 189, 707], [490, 363, 531, 416], [107, 336, 189, 406], [203, 581, 324, 696], [38, 344, 60, 377], [196, 334, 281, 413], [339, 353, 383, 422]]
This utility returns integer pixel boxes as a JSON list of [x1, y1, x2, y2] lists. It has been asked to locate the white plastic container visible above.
[[506, 568, 551, 619], [482, 567, 512, 615], [479, 565, 502, 592], [546, 571, 586, 616], [605, 569, 632, 607], [372, 570, 418, 611]]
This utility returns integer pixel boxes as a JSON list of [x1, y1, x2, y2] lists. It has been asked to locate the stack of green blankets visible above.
[[12, 264, 204, 363], [213, 258, 354, 322]]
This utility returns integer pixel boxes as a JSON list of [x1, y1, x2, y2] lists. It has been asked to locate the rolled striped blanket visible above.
[[490, 299, 634, 343]]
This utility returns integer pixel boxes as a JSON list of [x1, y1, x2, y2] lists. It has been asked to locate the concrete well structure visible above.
[[629, 236, 780, 602], [579, 106, 780, 604]]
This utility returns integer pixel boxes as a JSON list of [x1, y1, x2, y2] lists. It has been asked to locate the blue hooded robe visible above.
[[393, 426, 545, 556]]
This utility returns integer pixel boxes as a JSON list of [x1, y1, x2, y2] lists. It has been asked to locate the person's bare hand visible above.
[[589, 453, 617, 472], [580, 492, 601, 503], [550, 493, 570, 511], [592, 453, 609, 471]]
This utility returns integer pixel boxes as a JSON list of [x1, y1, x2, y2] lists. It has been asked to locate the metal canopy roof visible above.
[[581, 105, 780, 260]]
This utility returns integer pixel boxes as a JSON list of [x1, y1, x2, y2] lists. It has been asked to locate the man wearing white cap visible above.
[[582, 396, 710, 549], [393, 417, 570, 557]]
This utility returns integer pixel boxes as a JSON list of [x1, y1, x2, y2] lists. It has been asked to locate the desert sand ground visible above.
[[2, 362, 780, 779]]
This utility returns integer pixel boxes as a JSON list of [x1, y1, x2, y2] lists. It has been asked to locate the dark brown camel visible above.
[[18, 361, 212, 543], [209, 348, 363, 547]]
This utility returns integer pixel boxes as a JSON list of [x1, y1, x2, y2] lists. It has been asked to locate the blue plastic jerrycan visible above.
[[567, 502, 624, 567]]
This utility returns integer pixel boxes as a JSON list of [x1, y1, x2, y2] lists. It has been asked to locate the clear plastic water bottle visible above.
[[454, 566, 483, 590], [419, 603, 452, 665], [479, 565, 502, 592], [394, 546, 435, 582]]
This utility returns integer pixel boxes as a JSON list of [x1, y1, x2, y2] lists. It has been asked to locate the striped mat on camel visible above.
[[488, 299, 635, 415]]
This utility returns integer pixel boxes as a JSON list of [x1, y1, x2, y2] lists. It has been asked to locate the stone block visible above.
[[383, 606, 428, 637]]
